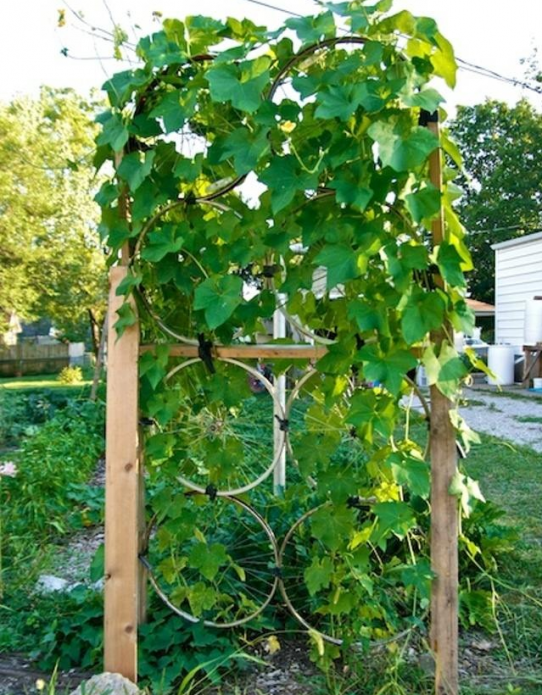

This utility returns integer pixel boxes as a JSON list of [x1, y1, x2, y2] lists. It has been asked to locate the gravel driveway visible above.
[[460, 389, 542, 452]]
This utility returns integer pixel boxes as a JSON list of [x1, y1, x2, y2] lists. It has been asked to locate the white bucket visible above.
[[524, 297, 542, 345], [487, 345, 516, 386], [533, 378, 542, 390]]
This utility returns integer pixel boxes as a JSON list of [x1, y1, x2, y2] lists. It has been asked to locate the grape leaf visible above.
[[357, 345, 417, 396], [368, 121, 439, 171], [304, 556, 334, 596], [310, 505, 355, 551], [259, 155, 318, 213], [117, 150, 156, 192], [315, 244, 360, 288], [141, 224, 185, 263], [207, 57, 270, 113], [405, 184, 441, 223], [219, 127, 270, 175], [437, 242, 466, 287], [188, 542, 229, 581], [401, 287, 445, 344], [194, 275, 243, 329], [149, 89, 197, 133]]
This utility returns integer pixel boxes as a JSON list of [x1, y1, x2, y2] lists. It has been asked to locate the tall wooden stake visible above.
[[104, 266, 141, 681], [427, 113, 459, 695]]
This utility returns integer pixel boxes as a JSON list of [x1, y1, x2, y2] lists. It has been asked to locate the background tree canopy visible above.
[[0, 87, 106, 342], [450, 98, 542, 303]]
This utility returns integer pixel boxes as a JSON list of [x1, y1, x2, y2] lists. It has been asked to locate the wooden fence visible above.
[[0, 342, 70, 377]]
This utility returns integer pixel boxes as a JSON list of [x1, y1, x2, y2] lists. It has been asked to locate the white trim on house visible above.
[[491, 231, 542, 251]]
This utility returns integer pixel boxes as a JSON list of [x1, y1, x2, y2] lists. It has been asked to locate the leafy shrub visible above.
[[0, 387, 92, 447], [1, 400, 105, 550], [0, 390, 27, 445], [58, 366, 84, 385]]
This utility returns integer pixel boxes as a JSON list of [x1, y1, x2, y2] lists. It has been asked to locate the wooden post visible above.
[[427, 113, 459, 695], [104, 266, 141, 681]]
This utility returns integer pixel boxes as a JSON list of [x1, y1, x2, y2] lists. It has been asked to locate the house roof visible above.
[[491, 231, 542, 251], [466, 298, 495, 316]]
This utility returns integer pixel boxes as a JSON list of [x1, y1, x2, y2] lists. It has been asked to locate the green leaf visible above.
[[304, 556, 334, 596], [188, 582, 217, 617], [116, 271, 142, 297], [449, 471, 485, 517], [347, 300, 388, 335], [314, 244, 360, 288], [219, 127, 270, 175], [368, 121, 439, 171], [188, 542, 229, 581], [315, 84, 363, 121], [373, 501, 416, 542], [193, 275, 243, 329], [117, 150, 156, 192], [141, 224, 185, 263], [102, 69, 149, 108], [390, 452, 430, 498], [431, 32, 457, 88], [329, 174, 373, 211], [259, 155, 318, 214], [285, 11, 335, 44], [423, 343, 468, 398], [437, 243, 466, 287], [357, 345, 417, 396], [311, 505, 355, 551], [207, 57, 270, 113], [405, 184, 441, 224], [89, 544, 104, 583], [137, 31, 187, 68], [402, 87, 444, 113], [401, 287, 445, 344], [140, 345, 170, 390], [96, 113, 129, 152], [357, 80, 387, 112], [149, 90, 197, 133], [114, 302, 137, 337]]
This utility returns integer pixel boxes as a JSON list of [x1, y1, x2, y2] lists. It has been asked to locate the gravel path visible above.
[[460, 389, 542, 451]]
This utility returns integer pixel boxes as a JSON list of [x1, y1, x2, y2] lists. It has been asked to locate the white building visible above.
[[492, 232, 542, 346]]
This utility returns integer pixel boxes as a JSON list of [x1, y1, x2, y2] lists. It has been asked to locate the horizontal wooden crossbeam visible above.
[[139, 343, 329, 359]]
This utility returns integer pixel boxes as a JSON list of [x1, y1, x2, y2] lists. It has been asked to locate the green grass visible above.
[[0, 373, 92, 391], [462, 436, 542, 694], [515, 415, 542, 424]]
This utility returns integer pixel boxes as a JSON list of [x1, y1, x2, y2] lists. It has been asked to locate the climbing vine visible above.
[[96, 0, 491, 657]]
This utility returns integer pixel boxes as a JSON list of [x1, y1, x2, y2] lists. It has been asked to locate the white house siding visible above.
[[492, 232, 542, 347]]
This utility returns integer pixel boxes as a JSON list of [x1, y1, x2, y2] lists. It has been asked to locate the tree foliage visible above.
[[0, 87, 106, 340], [450, 99, 542, 303]]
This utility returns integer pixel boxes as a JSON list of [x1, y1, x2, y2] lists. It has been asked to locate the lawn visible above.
[[0, 373, 92, 391]]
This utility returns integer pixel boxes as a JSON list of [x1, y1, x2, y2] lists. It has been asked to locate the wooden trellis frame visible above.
[[104, 115, 459, 694]]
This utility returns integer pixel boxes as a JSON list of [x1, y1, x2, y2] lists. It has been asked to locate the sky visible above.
[[0, 0, 541, 112]]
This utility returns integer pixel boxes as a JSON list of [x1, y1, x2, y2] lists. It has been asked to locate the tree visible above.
[[450, 99, 542, 303], [0, 87, 106, 342]]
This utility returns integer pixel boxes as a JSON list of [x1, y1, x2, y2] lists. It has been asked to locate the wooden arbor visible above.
[[103, 114, 459, 694]]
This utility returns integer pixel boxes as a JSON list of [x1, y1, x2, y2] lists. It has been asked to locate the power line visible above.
[[241, 0, 542, 96], [244, 0, 305, 16], [467, 225, 542, 237]]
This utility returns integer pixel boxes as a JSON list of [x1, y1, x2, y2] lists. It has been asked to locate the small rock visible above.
[[472, 639, 493, 652], [70, 673, 141, 695], [36, 575, 69, 593]]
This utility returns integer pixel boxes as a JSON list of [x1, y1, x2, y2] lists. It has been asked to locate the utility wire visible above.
[[242, 0, 542, 95], [468, 225, 542, 237], [243, 0, 305, 17]]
